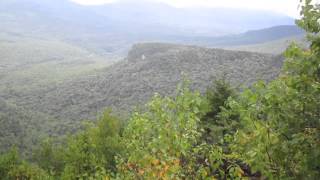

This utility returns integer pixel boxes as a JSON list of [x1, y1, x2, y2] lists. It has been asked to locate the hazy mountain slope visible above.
[[224, 35, 309, 54], [0, 0, 106, 36], [0, 33, 114, 154], [90, 1, 294, 36], [0, 0, 128, 55], [0, 98, 55, 155], [0, 97, 85, 156], [193, 25, 305, 47], [0, 0, 297, 55], [0, 43, 284, 154], [0, 33, 114, 110], [0, 99, 28, 153], [18, 43, 283, 122]]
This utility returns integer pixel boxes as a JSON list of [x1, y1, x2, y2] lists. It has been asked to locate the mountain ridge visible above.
[[16, 43, 284, 121]]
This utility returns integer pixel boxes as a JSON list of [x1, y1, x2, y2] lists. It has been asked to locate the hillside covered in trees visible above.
[[0, 40, 284, 155], [20, 44, 283, 121], [0, 1, 319, 179]]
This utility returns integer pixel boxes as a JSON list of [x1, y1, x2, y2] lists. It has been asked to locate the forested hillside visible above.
[[0, 43, 283, 154], [17, 45, 283, 121], [0, 1, 319, 179], [0, 99, 62, 156], [0, 34, 114, 154]]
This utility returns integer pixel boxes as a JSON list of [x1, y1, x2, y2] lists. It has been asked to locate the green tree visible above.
[[61, 110, 123, 179], [0, 148, 51, 180], [116, 81, 207, 179], [91, 110, 124, 172], [200, 78, 238, 144], [225, 1, 320, 178], [33, 139, 66, 177], [116, 81, 243, 179], [0, 148, 19, 179]]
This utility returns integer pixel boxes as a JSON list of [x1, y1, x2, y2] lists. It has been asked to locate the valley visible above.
[[1, 0, 319, 179], [0, 41, 285, 154], [0, 0, 306, 157]]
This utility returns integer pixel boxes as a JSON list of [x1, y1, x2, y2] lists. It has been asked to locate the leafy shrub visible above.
[[225, 1, 320, 178]]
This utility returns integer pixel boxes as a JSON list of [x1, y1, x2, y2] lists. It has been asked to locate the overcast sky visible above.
[[70, 0, 302, 18]]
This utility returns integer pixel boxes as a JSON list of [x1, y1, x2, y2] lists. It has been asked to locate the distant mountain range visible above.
[[0, 0, 298, 55], [88, 1, 295, 36], [196, 25, 305, 46], [224, 35, 308, 54], [1, 0, 295, 35]]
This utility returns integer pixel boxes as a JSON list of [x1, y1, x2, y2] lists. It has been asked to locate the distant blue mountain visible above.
[[89, 1, 295, 36], [191, 25, 305, 46], [0, 0, 295, 36], [0, 0, 299, 54]]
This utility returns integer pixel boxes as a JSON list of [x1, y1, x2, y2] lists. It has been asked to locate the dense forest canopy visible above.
[[0, 0, 319, 179]]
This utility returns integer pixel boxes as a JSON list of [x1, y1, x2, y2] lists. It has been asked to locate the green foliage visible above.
[[205, 78, 236, 119], [59, 110, 123, 179], [31, 110, 123, 179], [33, 139, 65, 176], [114, 81, 243, 179], [61, 129, 103, 180], [8, 162, 52, 180], [92, 110, 124, 172], [116, 81, 208, 179], [225, 1, 320, 178], [0, 148, 19, 179], [200, 78, 238, 144], [0, 148, 51, 180]]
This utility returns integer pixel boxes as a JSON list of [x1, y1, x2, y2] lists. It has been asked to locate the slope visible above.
[[0, 34, 113, 103], [0, 0, 297, 55], [224, 35, 309, 54], [0, 34, 114, 154], [192, 25, 305, 47], [19, 43, 284, 122]]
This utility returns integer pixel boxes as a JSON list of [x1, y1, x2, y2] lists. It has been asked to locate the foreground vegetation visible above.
[[0, 1, 319, 179]]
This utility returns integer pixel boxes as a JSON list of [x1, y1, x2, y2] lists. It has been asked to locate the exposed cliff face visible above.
[[19, 43, 283, 122]]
